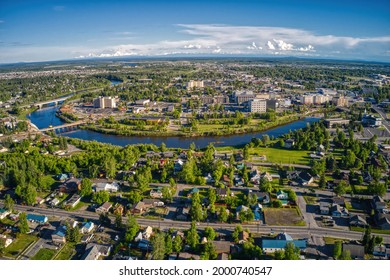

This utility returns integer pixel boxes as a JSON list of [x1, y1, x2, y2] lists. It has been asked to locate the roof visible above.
[[262, 240, 306, 250], [343, 243, 364, 258], [26, 214, 48, 223], [275, 233, 293, 241]]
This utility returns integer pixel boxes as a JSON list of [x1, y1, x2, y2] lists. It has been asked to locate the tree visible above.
[[162, 186, 174, 203], [232, 225, 243, 243], [247, 193, 258, 207], [272, 200, 283, 208], [151, 232, 166, 260], [173, 235, 183, 253], [284, 242, 300, 260], [217, 207, 228, 223], [99, 213, 111, 226], [160, 142, 167, 152], [318, 174, 326, 189], [334, 180, 348, 196], [18, 212, 29, 234], [186, 222, 199, 250], [333, 241, 342, 259], [368, 182, 386, 197], [207, 188, 217, 213], [165, 233, 173, 255], [0, 238, 5, 256], [287, 189, 297, 202], [200, 242, 217, 260], [204, 226, 216, 241], [243, 146, 249, 160], [93, 190, 110, 204], [190, 192, 204, 222], [339, 250, 352, 260], [239, 208, 254, 222], [80, 178, 93, 197], [125, 215, 139, 243], [115, 214, 123, 229], [274, 250, 285, 260], [4, 194, 14, 211]]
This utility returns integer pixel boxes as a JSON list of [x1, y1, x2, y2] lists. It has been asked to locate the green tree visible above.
[[368, 182, 386, 197], [93, 190, 110, 204], [232, 225, 243, 243], [334, 180, 348, 196], [4, 194, 14, 211], [218, 207, 228, 223], [165, 233, 173, 255], [125, 215, 140, 243], [333, 241, 342, 259], [204, 226, 216, 241], [115, 214, 123, 229], [173, 235, 183, 253], [80, 178, 93, 197], [287, 189, 297, 202], [200, 242, 217, 260], [151, 232, 166, 260], [284, 242, 300, 260], [162, 186, 174, 203], [339, 250, 352, 260], [186, 222, 199, 250], [18, 212, 29, 234]]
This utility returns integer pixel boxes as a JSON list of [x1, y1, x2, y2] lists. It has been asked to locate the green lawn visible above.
[[31, 248, 56, 260], [3, 234, 38, 258], [350, 227, 390, 235], [249, 147, 311, 165], [323, 237, 349, 245], [264, 207, 305, 226], [54, 243, 76, 260], [303, 195, 318, 205]]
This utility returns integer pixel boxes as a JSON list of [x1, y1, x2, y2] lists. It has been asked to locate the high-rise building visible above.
[[332, 96, 348, 107], [93, 96, 116, 108], [313, 95, 329, 104], [186, 80, 204, 89], [234, 90, 255, 104], [249, 99, 267, 113]]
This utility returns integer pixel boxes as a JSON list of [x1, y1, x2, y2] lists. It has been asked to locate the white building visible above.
[[93, 96, 117, 108], [249, 99, 267, 113], [95, 182, 119, 193], [186, 80, 204, 89]]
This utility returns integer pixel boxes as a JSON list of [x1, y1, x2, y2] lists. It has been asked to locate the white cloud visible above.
[[267, 41, 275, 50], [184, 44, 202, 49]]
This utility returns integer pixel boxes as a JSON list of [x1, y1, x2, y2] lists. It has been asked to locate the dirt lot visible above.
[[264, 207, 305, 226]]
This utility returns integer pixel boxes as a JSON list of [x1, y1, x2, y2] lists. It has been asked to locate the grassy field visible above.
[[303, 195, 318, 205], [323, 237, 349, 245], [54, 243, 76, 260], [31, 248, 56, 260], [249, 147, 311, 165], [3, 234, 38, 258], [264, 207, 305, 226], [350, 226, 390, 235]]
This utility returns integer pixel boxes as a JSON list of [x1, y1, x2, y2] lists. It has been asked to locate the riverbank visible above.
[[80, 114, 303, 137]]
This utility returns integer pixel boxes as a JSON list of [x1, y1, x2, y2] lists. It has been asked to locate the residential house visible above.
[[0, 234, 13, 248], [284, 139, 295, 149], [319, 202, 331, 215], [35, 197, 45, 205], [0, 208, 10, 219], [96, 202, 112, 213], [64, 194, 82, 209], [132, 201, 146, 214], [262, 233, 307, 254], [49, 198, 60, 207], [216, 188, 228, 198], [113, 204, 124, 216], [142, 199, 164, 207], [204, 173, 215, 184], [26, 214, 48, 224], [81, 221, 95, 234], [150, 188, 163, 199], [187, 187, 199, 198], [236, 205, 249, 219], [81, 243, 112, 260], [52, 225, 67, 244], [143, 226, 153, 240], [343, 243, 365, 259], [374, 213, 390, 230], [174, 159, 184, 173], [238, 231, 250, 243], [349, 215, 368, 228], [332, 197, 345, 207], [58, 178, 81, 193], [371, 195, 386, 212], [176, 207, 189, 221], [373, 245, 390, 258], [177, 252, 200, 260], [56, 173, 69, 181], [276, 190, 288, 200], [94, 182, 119, 193], [246, 190, 270, 204], [331, 204, 349, 217]]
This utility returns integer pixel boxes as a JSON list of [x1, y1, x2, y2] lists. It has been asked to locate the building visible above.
[[94, 182, 119, 193], [93, 96, 117, 109], [0, 208, 10, 219], [233, 90, 255, 104], [266, 99, 278, 110], [65, 194, 82, 209], [362, 114, 382, 127], [81, 221, 95, 234], [150, 188, 163, 199], [313, 94, 329, 104], [332, 95, 348, 107], [249, 99, 267, 113], [135, 99, 150, 106], [26, 214, 48, 224], [81, 243, 112, 260], [319, 202, 330, 215], [284, 139, 295, 149], [0, 234, 13, 248], [301, 95, 314, 105], [342, 243, 364, 259], [323, 118, 350, 128], [52, 226, 67, 244], [186, 80, 204, 89], [96, 202, 112, 213], [262, 233, 306, 254]]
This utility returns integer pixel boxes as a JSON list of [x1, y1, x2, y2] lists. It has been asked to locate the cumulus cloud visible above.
[[72, 24, 390, 60]]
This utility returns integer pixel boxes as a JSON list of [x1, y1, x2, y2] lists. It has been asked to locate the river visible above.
[[28, 106, 319, 148]]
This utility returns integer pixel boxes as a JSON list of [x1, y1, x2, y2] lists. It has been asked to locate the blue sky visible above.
[[0, 0, 389, 62]]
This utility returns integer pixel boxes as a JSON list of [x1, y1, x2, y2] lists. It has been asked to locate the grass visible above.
[[303, 195, 318, 205], [249, 147, 311, 165], [31, 248, 56, 260], [3, 234, 38, 258], [350, 226, 390, 235], [54, 242, 76, 260], [323, 237, 349, 245], [264, 207, 305, 226]]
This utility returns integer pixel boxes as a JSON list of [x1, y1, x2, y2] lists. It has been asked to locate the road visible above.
[[2, 202, 389, 244], [373, 105, 390, 135]]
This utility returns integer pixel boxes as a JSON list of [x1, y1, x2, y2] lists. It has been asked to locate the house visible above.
[[187, 187, 199, 198], [64, 194, 82, 209], [349, 215, 368, 228], [236, 205, 249, 219], [374, 213, 390, 230], [332, 197, 345, 207], [35, 197, 45, 205], [177, 252, 200, 260], [343, 243, 365, 259], [52, 225, 67, 244], [56, 173, 69, 181], [174, 159, 184, 172], [246, 190, 270, 204], [26, 214, 48, 224], [260, 172, 273, 182], [276, 190, 288, 200], [373, 245, 390, 258], [150, 188, 163, 199], [138, 239, 152, 251], [81, 243, 112, 260], [238, 231, 250, 243], [96, 202, 112, 213], [58, 178, 81, 193], [287, 171, 314, 186], [331, 204, 349, 217], [81, 221, 95, 234], [371, 195, 386, 212], [50, 198, 60, 207], [94, 182, 119, 193], [284, 139, 295, 149], [176, 207, 189, 221], [204, 173, 215, 183], [262, 233, 307, 254], [319, 202, 331, 215], [0, 208, 10, 219], [216, 188, 228, 198], [143, 226, 153, 240], [132, 201, 146, 214], [113, 204, 124, 216], [142, 199, 164, 207], [0, 234, 13, 248]]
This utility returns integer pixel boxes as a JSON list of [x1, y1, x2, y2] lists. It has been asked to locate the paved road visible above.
[[2, 202, 390, 244]]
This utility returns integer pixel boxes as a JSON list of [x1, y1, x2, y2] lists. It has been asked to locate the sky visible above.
[[0, 0, 389, 63]]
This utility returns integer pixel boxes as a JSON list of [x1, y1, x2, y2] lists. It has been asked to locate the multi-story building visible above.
[[266, 99, 278, 110], [93, 96, 117, 109], [332, 95, 348, 107], [186, 80, 204, 89], [234, 90, 255, 105], [301, 95, 314, 105], [249, 99, 267, 113], [313, 95, 329, 104]]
